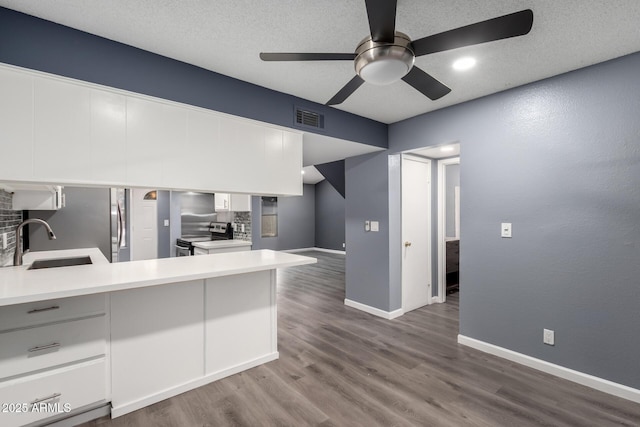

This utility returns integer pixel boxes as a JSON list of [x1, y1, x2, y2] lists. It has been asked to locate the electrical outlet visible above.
[[543, 329, 555, 346], [342, 243, 345, 249], [163, 219, 169, 227], [371, 221, 379, 232]]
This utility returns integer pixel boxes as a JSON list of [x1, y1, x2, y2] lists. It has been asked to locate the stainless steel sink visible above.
[[27, 256, 93, 270]]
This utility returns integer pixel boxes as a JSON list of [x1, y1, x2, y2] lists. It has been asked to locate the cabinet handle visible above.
[[30, 393, 62, 405], [27, 305, 60, 314], [28, 343, 61, 353], [404, 241, 412, 247]]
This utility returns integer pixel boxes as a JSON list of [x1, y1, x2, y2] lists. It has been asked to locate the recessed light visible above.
[[440, 146, 455, 152], [452, 57, 476, 71], [301, 170, 305, 175]]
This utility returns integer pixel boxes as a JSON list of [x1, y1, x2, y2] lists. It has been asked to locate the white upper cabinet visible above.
[[215, 193, 230, 211], [126, 97, 187, 187], [230, 194, 251, 212], [0, 67, 33, 180], [33, 76, 92, 182], [90, 89, 127, 184], [173, 109, 220, 190], [0, 65, 303, 195]]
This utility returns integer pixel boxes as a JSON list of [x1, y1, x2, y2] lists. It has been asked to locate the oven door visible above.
[[175, 244, 191, 257]]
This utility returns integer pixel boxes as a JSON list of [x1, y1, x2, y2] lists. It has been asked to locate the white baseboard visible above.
[[344, 299, 403, 320], [458, 335, 640, 404], [282, 247, 346, 255], [111, 352, 279, 418]]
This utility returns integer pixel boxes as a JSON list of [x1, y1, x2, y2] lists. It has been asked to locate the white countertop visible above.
[[0, 249, 316, 307], [192, 240, 252, 250]]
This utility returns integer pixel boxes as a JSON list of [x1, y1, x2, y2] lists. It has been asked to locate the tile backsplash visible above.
[[233, 211, 251, 242], [0, 189, 22, 266]]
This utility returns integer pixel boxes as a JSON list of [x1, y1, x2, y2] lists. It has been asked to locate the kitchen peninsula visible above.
[[0, 248, 316, 426]]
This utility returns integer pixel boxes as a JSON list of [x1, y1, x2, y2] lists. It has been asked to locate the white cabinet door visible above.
[[218, 117, 264, 192], [90, 89, 126, 184], [110, 280, 204, 414], [230, 194, 251, 211], [215, 193, 230, 211], [205, 271, 275, 375], [126, 97, 187, 187], [0, 67, 33, 180], [33, 77, 92, 182], [281, 131, 304, 195], [166, 109, 220, 190]]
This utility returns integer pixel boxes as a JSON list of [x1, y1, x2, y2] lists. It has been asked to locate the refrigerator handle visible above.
[[117, 201, 124, 249]]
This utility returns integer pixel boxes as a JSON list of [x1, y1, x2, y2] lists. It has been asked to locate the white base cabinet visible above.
[[205, 271, 275, 374], [109, 272, 278, 418], [110, 280, 204, 416], [0, 294, 108, 427]]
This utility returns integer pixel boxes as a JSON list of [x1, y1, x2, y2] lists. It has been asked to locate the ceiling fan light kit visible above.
[[354, 32, 414, 85], [260, 1, 533, 107]]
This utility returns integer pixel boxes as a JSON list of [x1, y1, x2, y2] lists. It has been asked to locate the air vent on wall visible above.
[[295, 107, 324, 129]]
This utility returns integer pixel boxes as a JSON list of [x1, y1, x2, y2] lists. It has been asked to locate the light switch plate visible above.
[[501, 222, 512, 238], [1, 233, 7, 250], [371, 221, 379, 232], [364, 220, 370, 232]]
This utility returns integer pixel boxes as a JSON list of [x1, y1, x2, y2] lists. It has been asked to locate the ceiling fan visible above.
[[260, 1, 533, 106]]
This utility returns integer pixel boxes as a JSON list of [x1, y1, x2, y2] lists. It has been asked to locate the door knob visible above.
[[404, 241, 412, 247]]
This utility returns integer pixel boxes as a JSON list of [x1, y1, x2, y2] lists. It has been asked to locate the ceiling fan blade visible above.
[[326, 75, 365, 106], [402, 67, 451, 101], [365, 0, 397, 43], [412, 9, 534, 57], [260, 52, 356, 61]]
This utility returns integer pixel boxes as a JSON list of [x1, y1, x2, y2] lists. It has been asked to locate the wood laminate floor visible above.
[[82, 251, 640, 426]]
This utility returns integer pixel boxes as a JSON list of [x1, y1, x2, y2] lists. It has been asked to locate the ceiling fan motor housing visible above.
[[354, 32, 415, 85]]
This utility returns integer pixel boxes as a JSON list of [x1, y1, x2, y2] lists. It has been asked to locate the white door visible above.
[[131, 188, 158, 260], [402, 155, 432, 312]]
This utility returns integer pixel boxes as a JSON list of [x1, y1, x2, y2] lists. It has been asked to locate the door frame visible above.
[[401, 153, 433, 311], [130, 188, 158, 261], [436, 156, 460, 303]]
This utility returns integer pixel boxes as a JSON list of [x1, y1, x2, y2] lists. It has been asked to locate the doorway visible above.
[[436, 157, 460, 303], [131, 188, 158, 261], [401, 154, 432, 313]]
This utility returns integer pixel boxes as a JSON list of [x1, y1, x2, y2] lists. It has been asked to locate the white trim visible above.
[[344, 298, 404, 320], [111, 352, 279, 417], [437, 157, 460, 303], [458, 335, 640, 404], [281, 247, 346, 255]]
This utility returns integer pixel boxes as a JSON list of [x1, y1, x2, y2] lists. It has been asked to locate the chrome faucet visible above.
[[13, 219, 57, 266]]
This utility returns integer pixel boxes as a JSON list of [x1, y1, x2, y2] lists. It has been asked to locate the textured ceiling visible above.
[[2, 1, 640, 124]]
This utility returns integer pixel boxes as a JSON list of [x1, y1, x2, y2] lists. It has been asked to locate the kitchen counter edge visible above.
[[0, 250, 316, 307]]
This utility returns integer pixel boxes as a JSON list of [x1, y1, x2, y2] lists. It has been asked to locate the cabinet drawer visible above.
[[0, 316, 106, 379], [0, 294, 106, 332], [193, 247, 207, 256], [0, 358, 107, 427]]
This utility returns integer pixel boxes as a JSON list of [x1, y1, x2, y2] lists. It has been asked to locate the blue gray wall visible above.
[[251, 185, 315, 250], [386, 52, 640, 389], [0, 7, 386, 149], [345, 152, 391, 308], [315, 180, 345, 251], [156, 190, 171, 258], [28, 187, 111, 260]]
